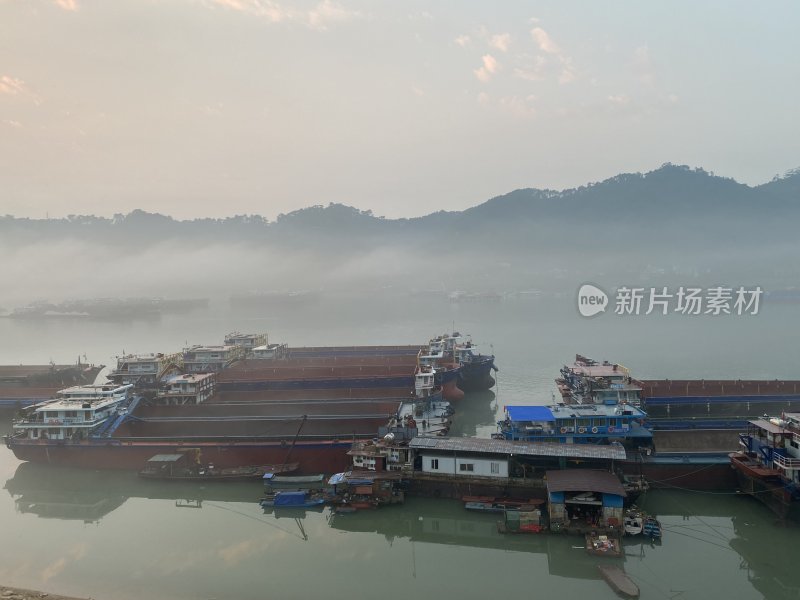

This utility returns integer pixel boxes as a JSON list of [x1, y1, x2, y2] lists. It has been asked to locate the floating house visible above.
[[408, 436, 627, 478], [545, 469, 626, 533]]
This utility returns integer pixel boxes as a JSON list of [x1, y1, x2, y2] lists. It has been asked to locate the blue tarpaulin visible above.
[[328, 472, 347, 485], [507, 406, 555, 422], [274, 491, 308, 506], [328, 472, 374, 486]]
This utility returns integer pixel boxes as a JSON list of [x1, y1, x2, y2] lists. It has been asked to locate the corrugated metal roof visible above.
[[749, 418, 795, 435], [545, 469, 627, 496], [409, 436, 626, 460], [506, 406, 555, 422], [146, 454, 185, 463]]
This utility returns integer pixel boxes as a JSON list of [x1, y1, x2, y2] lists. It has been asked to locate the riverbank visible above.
[[0, 586, 90, 600]]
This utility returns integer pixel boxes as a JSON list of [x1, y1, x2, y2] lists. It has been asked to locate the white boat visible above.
[[623, 507, 644, 535]]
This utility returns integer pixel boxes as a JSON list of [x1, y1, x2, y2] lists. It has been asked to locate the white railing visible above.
[[16, 416, 104, 427], [773, 454, 800, 470]]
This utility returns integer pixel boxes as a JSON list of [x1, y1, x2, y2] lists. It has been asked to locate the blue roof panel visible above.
[[507, 406, 555, 422]]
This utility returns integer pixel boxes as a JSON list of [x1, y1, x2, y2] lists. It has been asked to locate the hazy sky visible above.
[[1, 0, 798, 220]]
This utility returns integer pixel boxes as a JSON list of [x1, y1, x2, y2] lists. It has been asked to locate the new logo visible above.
[[577, 284, 608, 317]]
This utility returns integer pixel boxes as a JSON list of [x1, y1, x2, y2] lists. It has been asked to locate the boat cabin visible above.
[[497, 404, 652, 447], [223, 332, 267, 349], [182, 344, 245, 373], [109, 352, 183, 388], [415, 367, 436, 399], [349, 434, 413, 472], [155, 373, 215, 405], [557, 355, 640, 406], [12, 383, 133, 441], [738, 415, 800, 486], [251, 343, 288, 359]]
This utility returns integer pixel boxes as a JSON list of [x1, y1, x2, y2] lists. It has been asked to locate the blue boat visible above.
[[642, 515, 662, 539], [496, 404, 653, 449], [260, 490, 328, 508]]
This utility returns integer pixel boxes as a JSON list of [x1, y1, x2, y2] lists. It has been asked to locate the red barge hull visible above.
[[6, 438, 358, 473]]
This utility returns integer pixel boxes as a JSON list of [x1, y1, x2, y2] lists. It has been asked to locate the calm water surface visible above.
[[0, 296, 798, 599]]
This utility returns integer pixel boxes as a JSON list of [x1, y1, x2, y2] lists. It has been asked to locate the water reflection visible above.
[[5, 461, 800, 598], [446, 390, 498, 437], [3, 462, 261, 522]]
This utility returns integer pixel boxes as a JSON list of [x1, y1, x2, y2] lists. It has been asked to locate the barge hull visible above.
[[6, 438, 357, 473]]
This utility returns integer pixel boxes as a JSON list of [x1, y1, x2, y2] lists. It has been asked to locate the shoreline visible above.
[[1, 586, 91, 600]]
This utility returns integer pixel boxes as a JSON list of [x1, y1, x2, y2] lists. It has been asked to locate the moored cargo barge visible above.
[[5, 369, 454, 473], [0, 362, 104, 407]]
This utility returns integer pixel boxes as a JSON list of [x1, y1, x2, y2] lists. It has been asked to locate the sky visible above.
[[1, 0, 799, 220]]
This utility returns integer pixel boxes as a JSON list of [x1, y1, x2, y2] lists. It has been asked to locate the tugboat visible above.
[[729, 414, 800, 519], [429, 332, 497, 392]]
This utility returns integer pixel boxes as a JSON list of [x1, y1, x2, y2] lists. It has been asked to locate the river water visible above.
[[0, 295, 798, 600]]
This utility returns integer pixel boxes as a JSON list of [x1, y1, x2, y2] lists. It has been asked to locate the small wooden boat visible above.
[[642, 516, 662, 539], [623, 507, 644, 535], [463, 495, 544, 513], [263, 473, 326, 488], [585, 533, 622, 557], [138, 451, 298, 481]]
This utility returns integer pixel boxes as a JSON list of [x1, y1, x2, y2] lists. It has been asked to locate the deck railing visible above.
[[773, 452, 800, 470]]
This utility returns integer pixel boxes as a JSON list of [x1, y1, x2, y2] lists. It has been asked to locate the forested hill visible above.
[[2, 164, 799, 249]]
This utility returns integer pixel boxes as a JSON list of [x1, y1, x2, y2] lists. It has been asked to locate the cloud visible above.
[[53, 0, 78, 10], [454, 34, 471, 47], [489, 33, 511, 53], [513, 55, 546, 81], [473, 54, 498, 83], [608, 94, 630, 106], [531, 27, 560, 54], [307, 0, 358, 31], [212, 0, 286, 23], [411, 85, 424, 97], [633, 45, 655, 86], [0, 76, 27, 95], [3, 119, 23, 128], [211, 0, 358, 29], [498, 95, 537, 118], [476, 93, 536, 119], [558, 56, 575, 84], [218, 539, 271, 566]]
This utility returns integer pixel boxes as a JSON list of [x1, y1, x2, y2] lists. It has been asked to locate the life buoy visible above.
[[560, 427, 567, 434], [578, 427, 586, 434], [591, 426, 599, 434], [608, 426, 615, 433]]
